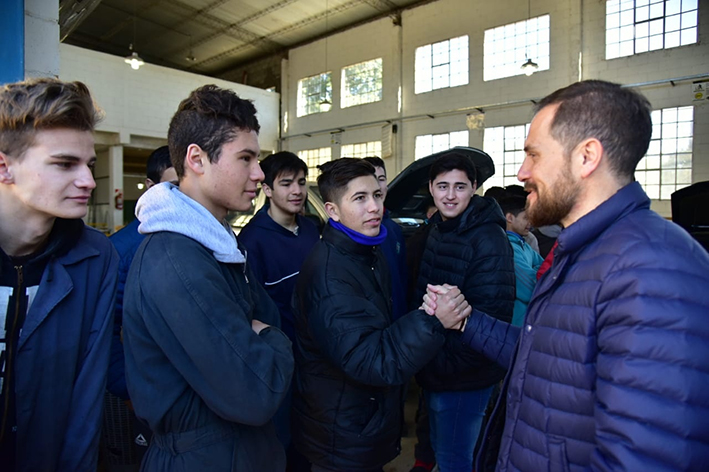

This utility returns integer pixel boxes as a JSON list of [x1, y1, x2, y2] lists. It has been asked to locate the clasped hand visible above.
[[419, 283, 471, 330]]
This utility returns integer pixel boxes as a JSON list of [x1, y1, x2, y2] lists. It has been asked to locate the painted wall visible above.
[[59, 44, 280, 152]]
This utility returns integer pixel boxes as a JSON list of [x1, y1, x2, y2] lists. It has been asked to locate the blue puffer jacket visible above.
[[463, 182, 709, 471]]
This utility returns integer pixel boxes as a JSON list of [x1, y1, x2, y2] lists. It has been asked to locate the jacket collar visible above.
[[322, 223, 375, 258], [556, 181, 650, 257], [436, 195, 506, 234]]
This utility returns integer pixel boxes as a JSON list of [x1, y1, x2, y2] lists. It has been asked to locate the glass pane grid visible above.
[[297, 73, 332, 117], [415, 36, 469, 94], [299, 147, 332, 178], [484, 15, 550, 81], [415, 131, 469, 160], [636, 105, 693, 200], [341, 58, 383, 108], [606, 0, 698, 59], [483, 124, 530, 186], [341, 141, 382, 159]]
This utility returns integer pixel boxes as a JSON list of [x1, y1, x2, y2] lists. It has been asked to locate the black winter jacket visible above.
[[292, 224, 447, 471], [415, 195, 514, 392]]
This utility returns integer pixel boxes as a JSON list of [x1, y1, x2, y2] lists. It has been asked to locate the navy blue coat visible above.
[[15, 225, 118, 471], [108, 218, 144, 399], [463, 182, 709, 471], [123, 232, 294, 471]]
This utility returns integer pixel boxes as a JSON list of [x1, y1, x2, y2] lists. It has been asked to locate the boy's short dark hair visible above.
[[317, 158, 376, 204], [429, 152, 477, 185], [484, 186, 508, 202], [0, 78, 101, 159], [260, 151, 308, 189], [168, 84, 260, 178], [504, 185, 528, 198], [362, 156, 385, 174], [146, 146, 173, 184], [498, 195, 527, 217]]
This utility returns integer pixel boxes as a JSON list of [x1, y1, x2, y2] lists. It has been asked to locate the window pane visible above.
[[484, 15, 550, 81], [415, 36, 468, 94], [605, 0, 698, 58], [639, 106, 694, 200]]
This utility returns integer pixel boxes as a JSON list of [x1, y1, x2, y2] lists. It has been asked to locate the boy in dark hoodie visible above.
[[0, 78, 118, 471], [122, 85, 294, 472]]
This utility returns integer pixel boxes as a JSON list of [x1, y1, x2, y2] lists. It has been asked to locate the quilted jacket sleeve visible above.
[[461, 308, 520, 370], [590, 241, 709, 471], [308, 282, 447, 388]]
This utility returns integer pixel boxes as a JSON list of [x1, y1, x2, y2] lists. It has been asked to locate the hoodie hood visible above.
[[136, 182, 245, 264]]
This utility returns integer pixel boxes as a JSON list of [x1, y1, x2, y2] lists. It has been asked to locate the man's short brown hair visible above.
[[0, 78, 102, 159]]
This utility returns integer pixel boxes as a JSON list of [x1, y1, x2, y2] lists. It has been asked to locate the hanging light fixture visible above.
[[124, 45, 144, 70], [521, 57, 538, 76], [520, 0, 538, 77], [124, 1, 144, 70], [319, 0, 331, 113]]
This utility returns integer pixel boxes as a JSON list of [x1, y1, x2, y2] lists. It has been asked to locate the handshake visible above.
[[419, 284, 471, 330]]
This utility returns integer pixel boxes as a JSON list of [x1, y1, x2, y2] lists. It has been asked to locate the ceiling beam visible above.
[[194, 0, 364, 69]]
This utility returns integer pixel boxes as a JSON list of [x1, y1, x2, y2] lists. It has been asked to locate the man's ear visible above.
[[574, 138, 604, 179], [472, 180, 478, 194], [145, 178, 157, 189], [505, 212, 514, 225], [184, 144, 206, 176], [325, 201, 340, 221], [0, 152, 14, 184], [262, 184, 273, 198]]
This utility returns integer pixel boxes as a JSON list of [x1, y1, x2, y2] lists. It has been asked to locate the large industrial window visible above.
[[297, 72, 332, 117], [414, 36, 469, 94], [606, 0, 698, 59], [299, 147, 332, 178], [636, 106, 693, 200], [341, 141, 382, 159], [483, 15, 550, 81], [483, 124, 530, 189], [341, 58, 383, 108], [414, 131, 468, 160]]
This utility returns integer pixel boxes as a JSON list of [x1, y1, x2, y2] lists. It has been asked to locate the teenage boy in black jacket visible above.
[[415, 152, 515, 472], [292, 158, 470, 472]]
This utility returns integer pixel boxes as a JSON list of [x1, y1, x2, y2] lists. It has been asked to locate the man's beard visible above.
[[525, 172, 579, 228]]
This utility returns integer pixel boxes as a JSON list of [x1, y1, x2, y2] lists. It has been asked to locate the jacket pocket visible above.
[[548, 436, 570, 472]]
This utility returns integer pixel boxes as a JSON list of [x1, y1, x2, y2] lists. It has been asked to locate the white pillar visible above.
[[108, 145, 124, 233], [24, 0, 60, 78]]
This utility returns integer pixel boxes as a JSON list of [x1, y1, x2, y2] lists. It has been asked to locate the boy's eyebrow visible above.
[[50, 154, 97, 162], [278, 177, 294, 184]]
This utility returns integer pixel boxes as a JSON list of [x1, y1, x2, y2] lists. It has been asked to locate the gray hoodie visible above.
[[135, 182, 245, 264]]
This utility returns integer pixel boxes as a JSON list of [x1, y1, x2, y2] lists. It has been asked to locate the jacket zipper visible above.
[[0, 265, 23, 442]]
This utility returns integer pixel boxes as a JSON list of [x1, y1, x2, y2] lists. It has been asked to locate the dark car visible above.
[[672, 181, 709, 251], [385, 146, 496, 238]]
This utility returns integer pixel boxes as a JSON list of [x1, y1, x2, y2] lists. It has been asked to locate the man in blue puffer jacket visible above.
[[425, 80, 709, 471]]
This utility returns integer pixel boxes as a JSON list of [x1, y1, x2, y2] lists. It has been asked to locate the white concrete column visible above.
[[108, 145, 124, 233], [24, 0, 60, 78]]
